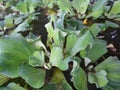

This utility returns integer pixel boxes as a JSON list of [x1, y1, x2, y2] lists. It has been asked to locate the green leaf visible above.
[[65, 33, 78, 54], [58, 0, 74, 15], [55, 11, 66, 29], [0, 74, 9, 86], [89, 24, 101, 37], [19, 65, 45, 88], [72, 0, 89, 14], [95, 56, 120, 88], [71, 62, 88, 90], [26, 0, 42, 13], [110, 0, 120, 14], [41, 68, 73, 90], [71, 30, 94, 55], [0, 82, 26, 90], [88, 70, 108, 88], [4, 14, 14, 28], [29, 51, 45, 67], [87, 39, 107, 62], [16, 1, 28, 13], [50, 47, 70, 70], [42, 0, 56, 8], [104, 21, 119, 28], [13, 21, 30, 34], [45, 22, 65, 47], [0, 35, 35, 77], [102, 85, 115, 90], [89, 0, 107, 18]]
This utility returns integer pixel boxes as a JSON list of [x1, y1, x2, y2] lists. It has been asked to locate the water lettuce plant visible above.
[[0, 0, 120, 90]]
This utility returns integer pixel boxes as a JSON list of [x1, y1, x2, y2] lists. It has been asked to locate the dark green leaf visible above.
[[0, 82, 26, 90], [41, 68, 73, 90], [0, 35, 35, 77]]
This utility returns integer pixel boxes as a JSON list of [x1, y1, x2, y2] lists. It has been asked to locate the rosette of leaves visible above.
[[0, 0, 120, 90]]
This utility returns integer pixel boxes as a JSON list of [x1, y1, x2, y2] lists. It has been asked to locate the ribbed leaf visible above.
[[71, 31, 94, 55], [95, 56, 120, 89], [19, 65, 45, 88], [0, 35, 35, 77]]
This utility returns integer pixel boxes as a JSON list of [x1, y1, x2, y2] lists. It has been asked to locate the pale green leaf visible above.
[[50, 47, 70, 70], [16, 1, 28, 13], [89, 0, 107, 18], [105, 21, 119, 28], [87, 39, 107, 62], [45, 22, 64, 47], [13, 21, 29, 34], [72, 0, 89, 14], [71, 62, 88, 90], [89, 24, 101, 37], [58, 0, 74, 15], [110, 0, 120, 14], [65, 33, 78, 54], [19, 65, 45, 88], [29, 51, 45, 67], [88, 70, 108, 88], [4, 14, 14, 28], [71, 30, 94, 55], [95, 56, 120, 88]]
